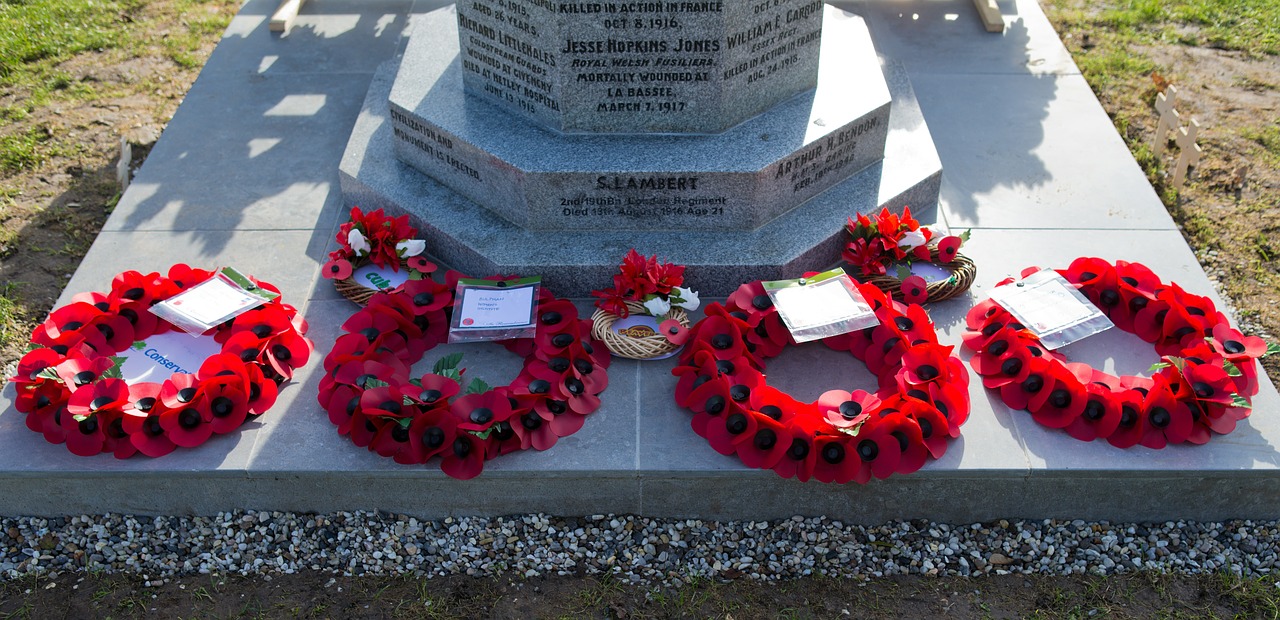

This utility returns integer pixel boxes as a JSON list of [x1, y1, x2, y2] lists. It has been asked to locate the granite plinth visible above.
[[454, 0, 825, 134], [389, 5, 889, 232], [349, 54, 937, 296]]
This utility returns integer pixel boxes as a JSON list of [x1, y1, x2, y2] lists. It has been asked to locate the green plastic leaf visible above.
[[397, 417, 413, 428], [362, 377, 390, 390], [1231, 393, 1253, 410], [100, 356, 129, 381], [409, 377, 423, 387], [1265, 342, 1280, 358], [440, 369, 463, 384], [894, 265, 912, 281], [72, 413, 90, 422], [130, 341, 147, 351], [402, 395, 417, 406], [1148, 361, 1172, 373], [1223, 360, 1243, 377], [958, 229, 972, 244], [433, 353, 464, 375], [36, 366, 61, 381], [471, 427, 495, 440], [465, 377, 492, 395]]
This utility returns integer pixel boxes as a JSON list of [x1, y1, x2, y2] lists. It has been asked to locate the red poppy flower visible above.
[[325, 384, 362, 432], [742, 311, 791, 359], [659, 319, 689, 345], [321, 258, 353, 281], [451, 390, 514, 433], [1137, 375, 1193, 448], [512, 408, 562, 451], [686, 375, 737, 438], [850, 415, 903, 480], [735, 412, 791, 470], [360, 384, 415, 421], [1105, 388, 1148, 449], [1028, 361, 1088, 428], [53, 356, 115, 392], [371, 418, 420, 460], [407, 255, 437, 274], [771, 422, 819, 482], [159, 400, 213, 448], [898, 343, 955, 387], [159, 374, 203, 410], [440, 431, 486, 480], [165, 264, 214, 293], [999, 355, 1052, 413], [902, 397, 952, 458], [124, 410, 177, 458], [67, 377, 130, 421], [109, 270, 163, 306], [811, 435, 863, 484], [684, 315, 747, 362], [900, 275, 928, 304], [866, 326, 908, 377], [725, 281, 771, 315], [818, 389, 876, 431], [406, 407, 457, 463], [937, 236, 962, 263], [348, 408, 386, 448], [398, 278, 453, 314], [877, 408, 929, 475]]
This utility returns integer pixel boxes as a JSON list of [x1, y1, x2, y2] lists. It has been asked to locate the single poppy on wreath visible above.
[[963, 257, 1278, 449]]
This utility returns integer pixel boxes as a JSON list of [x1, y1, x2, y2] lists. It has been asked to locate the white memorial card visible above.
[[448, 277, 541, 343], [150, 268, 277, 337], [764, 269, 879, 343], [989, 269, 1114, 350]]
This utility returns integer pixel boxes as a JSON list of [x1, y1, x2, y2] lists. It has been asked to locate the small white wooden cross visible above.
[[1173, 118, 1202, 189], [1151, 85, 1179, 158]]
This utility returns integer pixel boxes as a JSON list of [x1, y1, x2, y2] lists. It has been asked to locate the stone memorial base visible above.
[[387, 6, 890, 233], [342, 8, 941, 296]]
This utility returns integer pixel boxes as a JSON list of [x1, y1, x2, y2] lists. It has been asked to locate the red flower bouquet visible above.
[[590, 250, 700, 360], [322, 206, 437, 305], [843, 207, 974, 303]]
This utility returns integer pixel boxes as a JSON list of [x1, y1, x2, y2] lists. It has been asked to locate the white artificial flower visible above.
[[347, 228, 371, 256], [898, 230, 927, 250], [396, 239, 426, 257], [673, 286, 700, 312], [643, 296, 672, 317]]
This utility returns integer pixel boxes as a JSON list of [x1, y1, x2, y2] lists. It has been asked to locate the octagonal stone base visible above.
[[341, 54, 941, 297], [454, 0, 825, 134], [388, 5, 890, 232]]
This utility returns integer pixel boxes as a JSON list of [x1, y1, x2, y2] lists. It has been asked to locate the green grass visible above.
[[0, 126, 52, 174], [0, 0, 131, 83], [1049, 0, 1280, 56]]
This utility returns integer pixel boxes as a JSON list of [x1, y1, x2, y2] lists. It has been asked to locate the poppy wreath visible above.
[[963, 258, 1276, 449], [316, 274, 611, 480], [670, 278, 970, 483], [10, 265, 311, 458]]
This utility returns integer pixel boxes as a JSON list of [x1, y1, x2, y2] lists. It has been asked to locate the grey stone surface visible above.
[[345, 54, 939, 295], [842, 0, 1078, 77], [389, 5, 889, 231], [103, 72, 370, 236], [453, 0, 825, 134], [914, 72, 1177, 231]]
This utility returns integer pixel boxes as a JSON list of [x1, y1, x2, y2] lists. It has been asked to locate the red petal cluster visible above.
[[591, 249, 686, 318], [317, 275, 611, 480], [842, 206, 965, 276], [11, 266, 309, 458], [963, 258, 1264, 448], [328, 206, 423, 273], [672, 279, 969, 483]]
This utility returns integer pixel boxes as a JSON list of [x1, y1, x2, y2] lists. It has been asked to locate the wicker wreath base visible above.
[[860, 249, 976, 303], [590, 300, 690, 360], [334, 277, 379, 306], [332, 260, 422, 306]]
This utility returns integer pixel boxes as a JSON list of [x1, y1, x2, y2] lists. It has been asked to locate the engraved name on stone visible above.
[[456, 0, 824, 132]]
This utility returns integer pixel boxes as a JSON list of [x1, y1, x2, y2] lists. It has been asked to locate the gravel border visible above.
[[3, 512, 1276, 584]]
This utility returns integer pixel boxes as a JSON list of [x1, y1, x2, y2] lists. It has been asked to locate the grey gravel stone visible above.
[[0, 512, 1277, 582]]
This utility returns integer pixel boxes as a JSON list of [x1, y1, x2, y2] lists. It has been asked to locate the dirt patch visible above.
[[0, 570, 1259, 619]]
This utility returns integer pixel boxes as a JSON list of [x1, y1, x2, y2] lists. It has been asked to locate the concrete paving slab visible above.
[[913, 73, 1177, 230], [843, 0, 1078, 76], [105, 72, 368, 236], [212, 0, 416, 76]]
